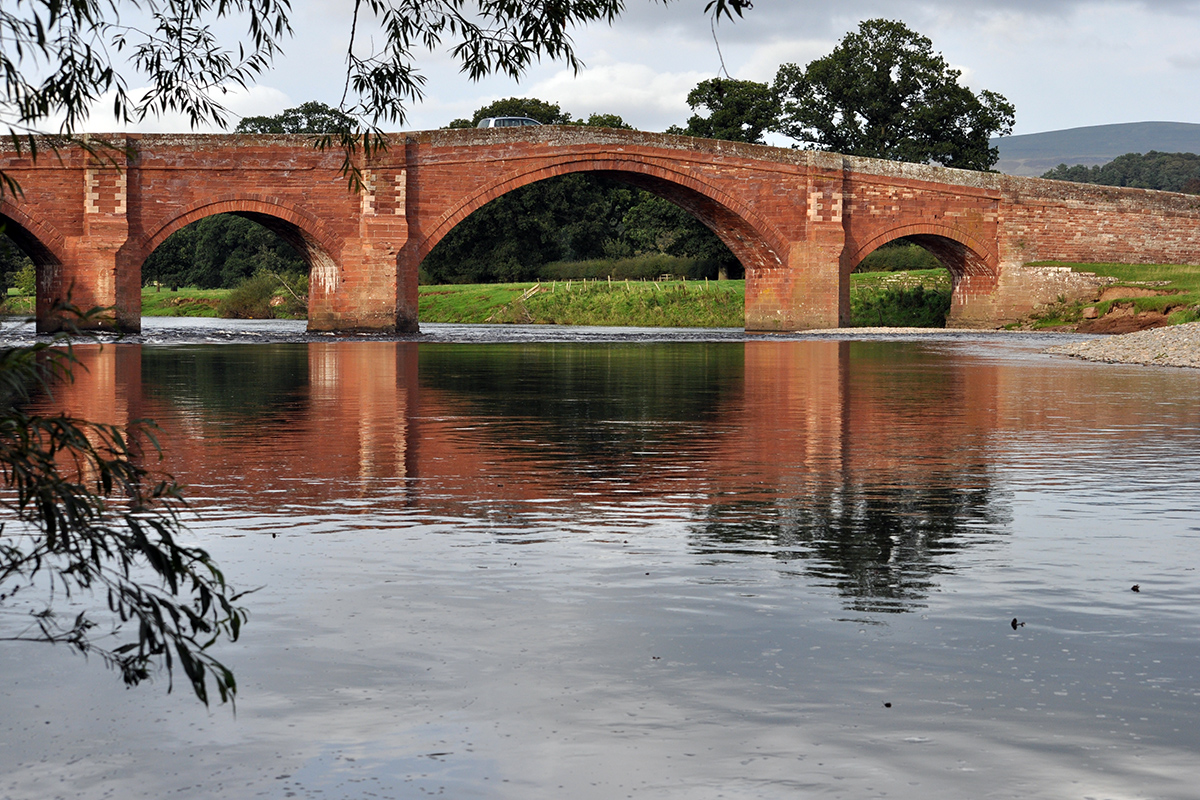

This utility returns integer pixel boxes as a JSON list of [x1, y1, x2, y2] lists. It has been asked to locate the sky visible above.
[[82, 0, 1200, 139]]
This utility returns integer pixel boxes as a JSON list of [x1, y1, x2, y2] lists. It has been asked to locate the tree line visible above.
[[1042, 151, 1200, 194]]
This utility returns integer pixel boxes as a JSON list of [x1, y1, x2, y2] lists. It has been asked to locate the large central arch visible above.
[[413, 155, 791, 279]]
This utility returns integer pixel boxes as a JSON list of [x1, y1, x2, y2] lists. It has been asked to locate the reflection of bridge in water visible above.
[[48, 340, 1175, 612], [5, 128, 1200, 333]]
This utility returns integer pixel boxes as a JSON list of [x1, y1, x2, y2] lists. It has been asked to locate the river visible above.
[[3, 321, 1200, 799]]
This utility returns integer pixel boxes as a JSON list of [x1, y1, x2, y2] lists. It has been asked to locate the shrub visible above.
[[8, 263, 36, 296], [217, 273, 277, 318], [850, 284, 951, 327]]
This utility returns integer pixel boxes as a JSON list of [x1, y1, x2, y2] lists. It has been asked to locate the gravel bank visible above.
[[1046, 322, 1200, 368]]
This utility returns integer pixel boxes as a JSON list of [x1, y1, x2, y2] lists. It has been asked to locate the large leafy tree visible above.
[[669, 77, 779, 145], [773, 19, 1015, 171]]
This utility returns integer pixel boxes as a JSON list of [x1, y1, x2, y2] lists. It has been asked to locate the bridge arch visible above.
[[140, 197, 342, 297], [847, 222, 1001, 325], [416, 155, 791, 276], [0, 202, 70, 327], [846, 223, 999, 289]]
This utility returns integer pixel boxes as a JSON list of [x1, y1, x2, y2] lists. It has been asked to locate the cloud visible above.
[[527, 62, 711, 130], [1168, 53, 1200, 69]]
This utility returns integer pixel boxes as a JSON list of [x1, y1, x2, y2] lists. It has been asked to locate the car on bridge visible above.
[[477, 117, 542, 128]]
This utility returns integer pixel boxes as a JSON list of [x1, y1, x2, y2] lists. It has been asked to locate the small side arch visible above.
[[847, 222, 998, 284], [0, 202, 70, 330], [140, 196, 342, 285], [415, 155, 791, 277], [139, 197, 344, 315], [846, 222, 1001, 327]]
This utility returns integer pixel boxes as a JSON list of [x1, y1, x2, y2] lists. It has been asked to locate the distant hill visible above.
[[992, 121, 1200, 177]]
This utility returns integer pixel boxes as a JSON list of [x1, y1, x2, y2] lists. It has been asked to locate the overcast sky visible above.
[[94, 0, 1200, 138]]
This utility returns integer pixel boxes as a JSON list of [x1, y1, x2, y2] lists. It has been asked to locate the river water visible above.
[[3, 321, 1200, 799]]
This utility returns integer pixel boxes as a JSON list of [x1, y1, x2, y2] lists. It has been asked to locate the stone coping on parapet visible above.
[[7, 127, 1200, 212]]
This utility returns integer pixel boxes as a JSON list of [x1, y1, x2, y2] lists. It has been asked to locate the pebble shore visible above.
[[1045, 322, 1200, 368]]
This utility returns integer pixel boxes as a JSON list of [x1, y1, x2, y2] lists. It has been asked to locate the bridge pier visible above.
[[745, 245, 842, 331], [38, 145, 141, 333], [309, 241, 407, 333]]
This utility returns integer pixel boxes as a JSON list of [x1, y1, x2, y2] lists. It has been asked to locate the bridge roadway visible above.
[[3, 126, 1200, 333]]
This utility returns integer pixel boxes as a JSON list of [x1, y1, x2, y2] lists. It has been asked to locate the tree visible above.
[[572, 113, 633, 130], [236, 101, 357, 134], [669, 77, 779, 144], [773, 19, 1015, 171], [0, 234, 30, 294], [1042, 151, 1200, 194], [621, 196, 741, 278]]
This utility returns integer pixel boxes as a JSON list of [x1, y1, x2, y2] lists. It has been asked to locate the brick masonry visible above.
[[3, 128, 1200, 333]]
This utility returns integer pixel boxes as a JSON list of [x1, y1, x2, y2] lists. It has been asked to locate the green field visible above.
[[140, 286, 226, 317]]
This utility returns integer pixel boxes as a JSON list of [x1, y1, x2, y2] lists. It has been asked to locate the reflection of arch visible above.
[[417, 156, 790, 274], [847, 223, 998, 288], [140, 197, 341, 288]]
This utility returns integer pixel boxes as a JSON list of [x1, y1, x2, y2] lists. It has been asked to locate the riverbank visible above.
[[1046, 321, 1200, 368], [1013, 261, 1200, 332]]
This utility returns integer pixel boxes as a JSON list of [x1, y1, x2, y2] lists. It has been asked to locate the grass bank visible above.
[[422, 279, 746, 327], [1019, 262, 1200, 329], [421, 270, 954, 327]]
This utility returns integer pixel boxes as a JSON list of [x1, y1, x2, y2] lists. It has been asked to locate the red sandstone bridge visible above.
[[3, 126, 1200, 333]]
